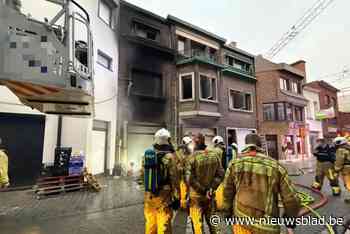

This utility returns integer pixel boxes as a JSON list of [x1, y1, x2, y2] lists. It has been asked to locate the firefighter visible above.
[[227, 142, 238, 166], [185, 133, 225, 234], [212, 136, 227, 169], [222, 133, 301, 234], [0, 139, 10, 189], [333, 137, 350, 203], [311, 138, 341, 196], [139, 128, 180, 234], [176, 136, 194, 209]]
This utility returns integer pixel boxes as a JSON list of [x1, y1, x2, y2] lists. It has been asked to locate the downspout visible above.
[[114, 2, 122, 176], [56, 116, 62, 148]]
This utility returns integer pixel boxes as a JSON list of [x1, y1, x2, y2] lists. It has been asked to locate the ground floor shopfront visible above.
[[260, 121, 308, 160], [179, 115, 256, 153]]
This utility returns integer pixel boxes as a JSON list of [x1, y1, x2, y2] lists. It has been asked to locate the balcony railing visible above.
[[222, 65, 255, 77], [177, 49, 219, 64]]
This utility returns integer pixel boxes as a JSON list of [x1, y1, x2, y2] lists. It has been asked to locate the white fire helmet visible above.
[[333, 137, 348, 146], [231, 143, 238, 149], [212, 136, 224, 146], [182, 136, 192, 145], [154, 128, 171, 145]]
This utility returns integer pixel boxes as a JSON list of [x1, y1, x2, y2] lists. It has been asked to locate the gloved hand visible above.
[[171, 198, 180, 211]]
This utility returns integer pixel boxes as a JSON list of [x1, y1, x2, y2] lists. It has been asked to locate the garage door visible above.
[[127, 125, 162, 172], [0, 113, 45, 187], [127, 133, 154, 171]]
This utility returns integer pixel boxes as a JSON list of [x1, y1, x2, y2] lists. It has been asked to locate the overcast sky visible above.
[[125, 0, 350, 90], [22, 0, 350, 90]]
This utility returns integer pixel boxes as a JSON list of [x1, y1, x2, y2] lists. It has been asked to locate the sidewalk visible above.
[[0, 176, 143, 220]]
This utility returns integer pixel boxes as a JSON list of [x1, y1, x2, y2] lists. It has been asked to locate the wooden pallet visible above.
[[34, 175, 85, 199]]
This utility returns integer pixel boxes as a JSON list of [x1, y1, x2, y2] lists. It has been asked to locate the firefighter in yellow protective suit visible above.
[[311, 138, 341, 196], [0, 138, 10, 189], [333, 137, 350, 204], [222, 133, 301, 234], [139, 128, 180, 234], [185, 133, 225, 234], [176, 136, 194, 209]]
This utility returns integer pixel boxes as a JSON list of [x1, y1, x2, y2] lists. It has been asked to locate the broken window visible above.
[[200, 75, 217, 101], [180, 73, 194, 101], [229, 90, 252, 111], [133, 22, 160, 42], [132, 70, 162, 97]]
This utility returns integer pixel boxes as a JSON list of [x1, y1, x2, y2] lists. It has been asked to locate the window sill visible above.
[[98, 16, 115, 30], [96, 62, 113, 72], [229, 108, 253, 113], [180, 99, 194, 102], [199, 98, 218, 104]]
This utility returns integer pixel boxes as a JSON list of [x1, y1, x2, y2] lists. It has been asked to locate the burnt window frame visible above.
[[131, 69, 163, 98], [179, 72, 195, 102], [228, 89, 253, 112], [132, 20, 161, 42], [199, 73, 218, 103]]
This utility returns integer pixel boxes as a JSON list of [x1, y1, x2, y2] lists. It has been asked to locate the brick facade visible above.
[[256, 56, 308, 160], [304, 81, 339, 139]]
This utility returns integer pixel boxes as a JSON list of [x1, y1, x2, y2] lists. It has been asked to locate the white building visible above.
[[0, 0, 118, 186], [303, 85, 323, 156]]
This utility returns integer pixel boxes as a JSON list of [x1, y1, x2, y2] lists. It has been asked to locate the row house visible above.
[[256, 56, 308, 160], [304, 80, 339, 140], [303, 85, 323, 153], [116, 2, 258, 171], [168, 15, 257, 152], [117, 1, 176, 172]]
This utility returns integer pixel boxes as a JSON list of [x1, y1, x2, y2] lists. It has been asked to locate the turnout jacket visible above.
[[222, 145, 301, 234], [334, 144, 350, 175], [0, 150, 9, 186], [185, 145, 225, 195]]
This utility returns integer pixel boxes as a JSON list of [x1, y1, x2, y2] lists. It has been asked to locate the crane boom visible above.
[[266, 0, 335, 59]]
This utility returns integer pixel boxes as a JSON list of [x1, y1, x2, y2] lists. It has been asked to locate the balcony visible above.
[[177, 49, 224, 68], [221, 65, 256, 82]]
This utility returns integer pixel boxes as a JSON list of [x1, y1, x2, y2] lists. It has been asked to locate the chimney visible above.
[[290, 60, 306, 73], [228, 41, 237, 48]]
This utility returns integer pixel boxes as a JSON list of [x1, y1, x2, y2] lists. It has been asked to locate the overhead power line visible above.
[[266, 0, 335, 59]]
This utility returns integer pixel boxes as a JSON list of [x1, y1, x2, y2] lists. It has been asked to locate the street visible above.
[[1, 159, 350, 234]]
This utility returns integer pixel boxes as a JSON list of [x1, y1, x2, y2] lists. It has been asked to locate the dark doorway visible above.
[[266, 135, 278, 160], [227, 129, 237, 145], [0, 113, 45, 187]]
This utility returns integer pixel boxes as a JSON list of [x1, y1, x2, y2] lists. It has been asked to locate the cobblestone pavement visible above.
[[0, 159, 350, 234]]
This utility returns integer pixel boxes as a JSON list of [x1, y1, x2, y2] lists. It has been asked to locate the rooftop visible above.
[[120, 0, 167, 23], [167, 15, 227, 43], [305, 80, 340, 92]]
